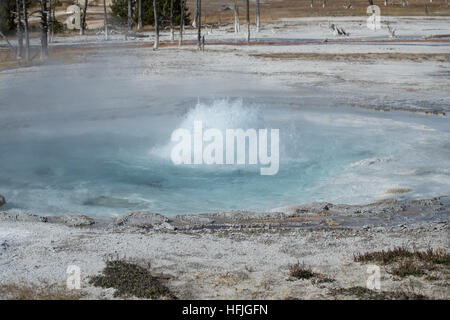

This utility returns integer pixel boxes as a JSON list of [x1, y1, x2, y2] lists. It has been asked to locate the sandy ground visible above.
[[0, 197, 449, 299], [0, 16, 449, 299], [0, 213, 448, 299]]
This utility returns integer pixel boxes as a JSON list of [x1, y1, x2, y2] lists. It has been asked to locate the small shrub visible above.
[[354, 247, 450, 266], [391, 259, 426, 278], [289, 262, 318, 280], [89, 260, 175, 299]]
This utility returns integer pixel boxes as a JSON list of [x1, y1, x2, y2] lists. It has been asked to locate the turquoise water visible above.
[[1, 97, 449, 217], [0, 61, 449, 217]]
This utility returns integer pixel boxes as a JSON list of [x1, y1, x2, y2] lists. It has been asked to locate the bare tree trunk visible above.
[[323, 0, 326, 7], [153, 0, 159, 49], [40, 0, 48, 60], [23, 0, 30, 62], [310, 0, 314, 8], [81, 0, 88, 35], [138, 0, 142, 29], [197, 0, 202, 49], [103, 0, 108, 40], [48, 0, 52, 43], [233, 0, 240, 34], [179, 0, 185, 46], [0, 31, 17, 55], [16, 0, 23, 59], [193, 0, 198, 28], [246, 0, 250, 43], [127, 0, 133, 31], [170, 0, 174, 41], [255, 0, 260, 32]]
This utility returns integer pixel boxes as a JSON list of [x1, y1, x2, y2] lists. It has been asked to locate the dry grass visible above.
[[249, 52, 450, 62], [329, 286, 428, 300], [0, 283, 83, 300], [288, 261, 335, 284], [354, 247, 450, 266], [354, 247, 450, 280], [188, 0, 450, 24]]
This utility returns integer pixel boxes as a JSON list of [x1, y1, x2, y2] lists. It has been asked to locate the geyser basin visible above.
[[1, 96, 449, 217]]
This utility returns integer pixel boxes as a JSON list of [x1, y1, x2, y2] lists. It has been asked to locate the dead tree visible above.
[[255, 0, 260, 32], [138, 0, 143, 29], [193, 0, 198, 28], [386, 23, 396, 38], [179, 0, 185, 46], [234, 0, 240, 34], [81, 0, 88, 35], [103, 0, 108, 40], [23, 0, 30, 61], [16, 0, 23, 59], [246, 0, 250, 43], [48, 0, 51, 42], [40, 0, 48, 60], [127, 0, 133, 31], [0, 31, 17, 55], [170, 0, 174, 41], [153, 0, 159, 49], [197, 0, 201, 50]]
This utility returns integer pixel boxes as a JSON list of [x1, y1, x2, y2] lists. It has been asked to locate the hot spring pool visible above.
[[0, 61, 449, 218], [1, 96, 449, 217]]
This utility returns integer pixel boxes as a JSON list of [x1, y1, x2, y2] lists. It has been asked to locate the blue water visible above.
[[0, 97, 449, 217], [0, 60, 449, 217]]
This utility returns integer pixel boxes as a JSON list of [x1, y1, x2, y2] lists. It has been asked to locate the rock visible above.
[[152, 221, 175, 230], [53, 215, 95, 227], [175, 215, 215, 225], [114, 211, 170, 228], [218, 210, 286, 220], [0, 211, 47, 223], [0, 195, 5, 207]]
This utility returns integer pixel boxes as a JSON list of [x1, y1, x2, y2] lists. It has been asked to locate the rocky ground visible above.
[[0, 195, 448, 299]]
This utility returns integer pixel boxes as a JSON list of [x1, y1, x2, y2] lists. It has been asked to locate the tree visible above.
[[81, 0, 88, 35], [103, 0, 108, 40], [153, 0, 159, 49], [178, 0, 185, 46], [233, 0, 240, 34], [193, 0, 197, 28], [40, 0, 48, 60], [16, 0, 23, 58], [196, 0, 201, 49], [0, 0, 16, 35], [23, 0, 30, 61], [255, 0, 260, 33], [127, 0, 133, 31], [246, 0, 250, 43], [170, 0, 174, 41], [138, 0, 142, 29], [111, 0, 189, 28]]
